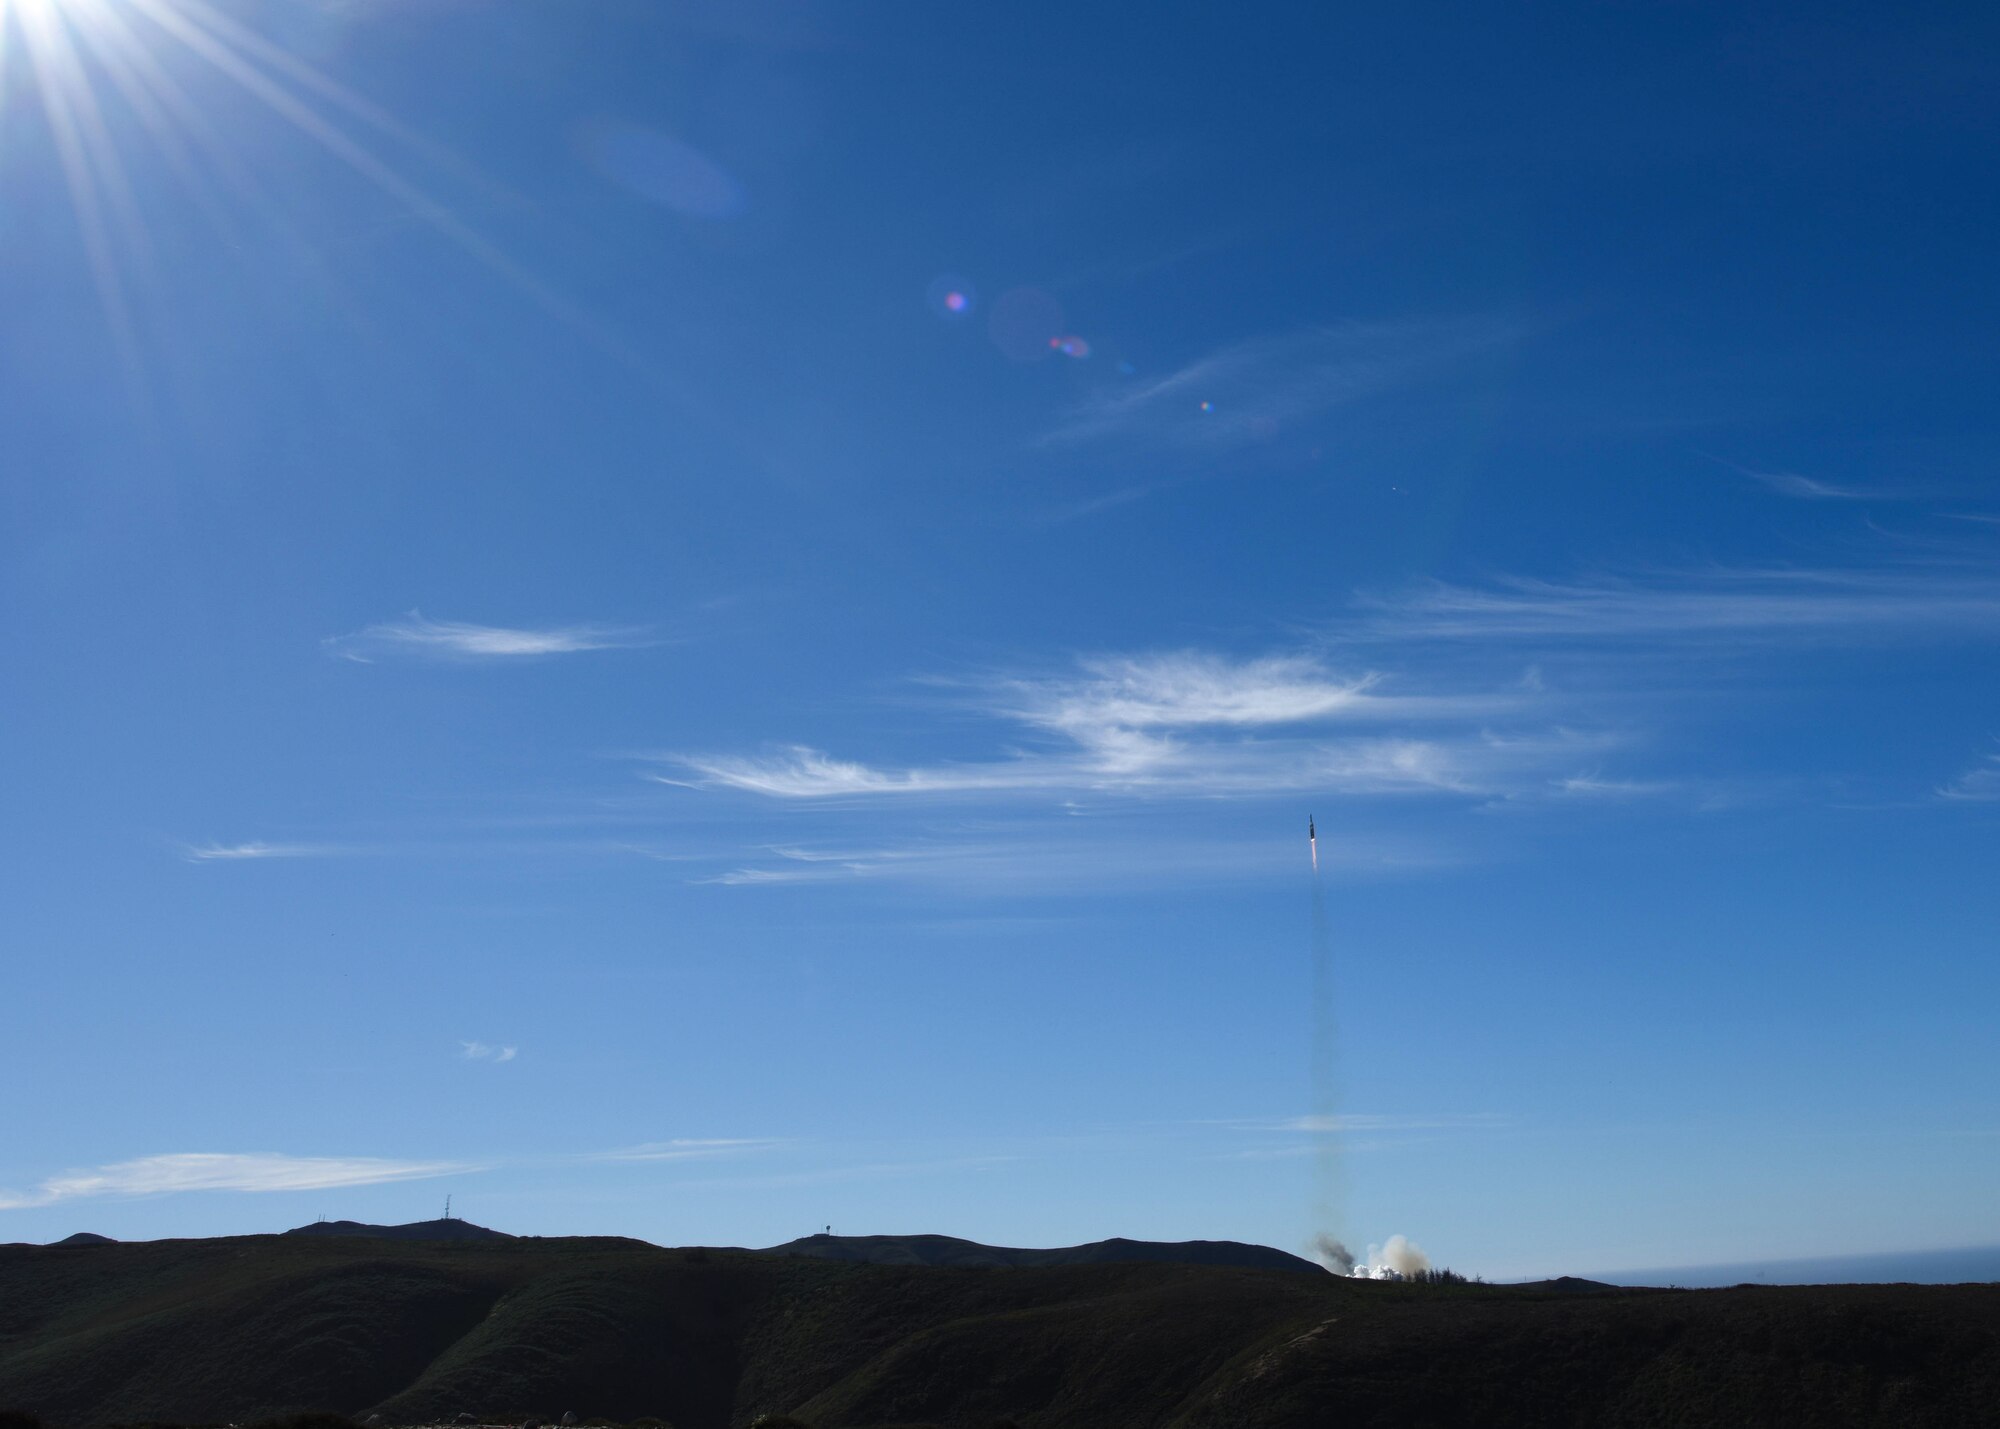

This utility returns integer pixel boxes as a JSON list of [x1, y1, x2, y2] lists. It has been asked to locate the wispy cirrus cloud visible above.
[[692, 829, 1448, 891], [460, 1041, 518, 1063], [1716, 457, 1881, 501], [1041, 316, 1520, 453], [1215, 1112, 1510, 1159], [671, 747, 1031, 799], [0, 1152, 473, 1211], [594, 1138, 786, 1163], [0, 1135, 785, 1211], [1239, 1113, 1512, 1134], [182, 840, 327, 862], [678, 1155, 1017, 1192], [655, 554, 2000, 844], [995, 652, 1509, 749], [266, 556, 2000, 890], [662, 651, 1558, 803], [672, 734, 1546, 803], [325, 611, 647, 662], [1939, 751, 2000, 802], [1549, 773, 1677, 800], [1361, 566, 2000, 644]]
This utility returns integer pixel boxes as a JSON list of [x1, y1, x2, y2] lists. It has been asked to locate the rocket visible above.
[[1308, 815, 1317, 872]]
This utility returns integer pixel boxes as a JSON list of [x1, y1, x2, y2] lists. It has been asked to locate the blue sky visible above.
[[2, 0, 1997, 1281]]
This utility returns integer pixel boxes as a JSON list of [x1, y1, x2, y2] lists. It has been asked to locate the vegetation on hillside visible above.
[[2, 1233, 1996, 1428]]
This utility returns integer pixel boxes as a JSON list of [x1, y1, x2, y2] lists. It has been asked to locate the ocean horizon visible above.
[[1575, 1245, 2000, 1288]]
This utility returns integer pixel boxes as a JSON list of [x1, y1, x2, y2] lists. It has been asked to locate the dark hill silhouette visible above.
[[1, 1233, 1996, 1427], [759, 1231, 1324, 1275], [48, 1233, 115, 1247], [283, 1218, 512, 1243]]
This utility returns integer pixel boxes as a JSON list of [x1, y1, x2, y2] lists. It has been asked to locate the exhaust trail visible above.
[[1308, 818, 1351, 1273], [1303, 817, 1433, 1278]]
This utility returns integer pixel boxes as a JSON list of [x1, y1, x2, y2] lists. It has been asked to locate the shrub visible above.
[[247, 1415, 359, 1429], [1410, 1268, 1469, 1286]]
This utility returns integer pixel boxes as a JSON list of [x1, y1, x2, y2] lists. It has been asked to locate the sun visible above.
[[0, 0, 547, 373]]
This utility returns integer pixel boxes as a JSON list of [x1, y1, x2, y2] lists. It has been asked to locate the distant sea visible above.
[[1579, 1245, 2000, 1288]]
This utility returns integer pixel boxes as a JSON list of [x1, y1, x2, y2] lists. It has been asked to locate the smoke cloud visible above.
[[1313, 1234, 1356, 1275], [1352, 1234, 1431, 1279]]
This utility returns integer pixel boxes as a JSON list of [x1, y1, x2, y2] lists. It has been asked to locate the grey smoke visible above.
[[1316, 1231, 1433, 1279], [1313, 1234, 1356, 1275]]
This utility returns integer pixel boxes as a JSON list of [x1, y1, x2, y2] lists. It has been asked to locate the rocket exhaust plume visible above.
[[1353, 1235, 1432, 1280], [1302, 818, 1436, 1283], [1308, 815, 1344, 1271]]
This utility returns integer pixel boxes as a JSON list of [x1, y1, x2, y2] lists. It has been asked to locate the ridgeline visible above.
[[2, 1228, 1996, 1428]]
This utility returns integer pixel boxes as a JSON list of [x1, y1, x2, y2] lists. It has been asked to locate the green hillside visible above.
[[2, 1234, 1996, 1428]]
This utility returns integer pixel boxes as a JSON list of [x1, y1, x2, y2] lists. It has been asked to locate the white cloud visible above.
[[693, 865, 839, 886], [999, 652, 1507, 745], [640, 555, 2000, 882], [674, 737, 1528, 803], [0, 1152, 471, 1210], [1248, 1113, 1510, 1134], [1940, 751, 2000, 802], [677, 1155, 1017, 1191], [183, 841, 324, 862], [1712, 456, 1882, 501], [325, 611, 646, 662], [460, 1041, 518, 1063], [693, 828, 1448, 893], [1366, 567, 2000, 643], [1550, 773, 1676, 800], [596, 1138, 785, 1163], [666, 651, 1556, 804], [1214, 1112, 1506, 1158], [1740, 468, 1870, 500], [1042, 317, 1519, 452], [668, 746, 1031, 799]]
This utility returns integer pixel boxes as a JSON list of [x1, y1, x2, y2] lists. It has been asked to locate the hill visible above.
[[758, 1232, 1323, 1275], [284, 1220, 513, 1244], [47, 1235, 114, 1248], [1, 1232, 1997, 1427]]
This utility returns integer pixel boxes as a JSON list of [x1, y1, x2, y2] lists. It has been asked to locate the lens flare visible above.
[[926, 274, 976, 319], [1048, 335, 1091, 359]]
